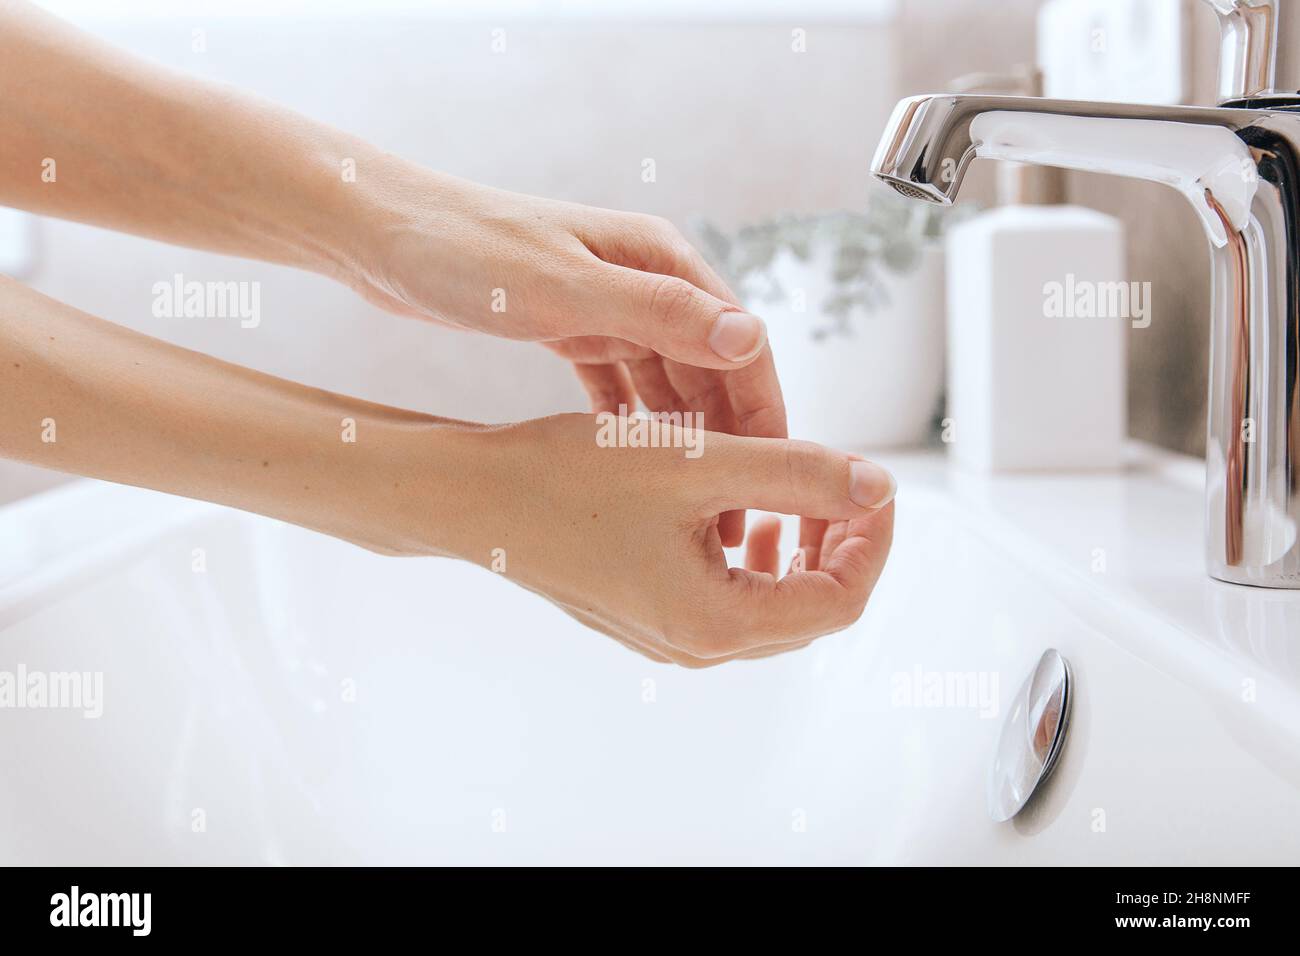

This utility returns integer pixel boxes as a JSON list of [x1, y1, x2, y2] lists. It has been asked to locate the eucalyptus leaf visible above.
[[692, 192, 976, 340]]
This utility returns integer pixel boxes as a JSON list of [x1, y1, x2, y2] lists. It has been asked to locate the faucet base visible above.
[[1208, 568, 1300, 590]]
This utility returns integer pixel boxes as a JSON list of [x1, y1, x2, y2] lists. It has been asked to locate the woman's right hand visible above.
[[401, 414, 896, 666]]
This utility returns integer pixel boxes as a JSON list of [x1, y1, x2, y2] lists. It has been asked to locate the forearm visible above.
[[0, 1, 781, 381], [0, 276, 487, 557], [0, 0, 395, 281]]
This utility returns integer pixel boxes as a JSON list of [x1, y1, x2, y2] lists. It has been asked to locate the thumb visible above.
[[595, 263, 767, 369], [709, 437, 897, 520]]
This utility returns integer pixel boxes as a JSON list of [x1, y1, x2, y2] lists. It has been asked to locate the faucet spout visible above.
[[871, 94, 1263, 244], [872, 92, 1300, 587]]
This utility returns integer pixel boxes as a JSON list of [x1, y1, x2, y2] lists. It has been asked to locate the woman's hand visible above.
[[403, 414, 896, 666], [344, 163, 789, 546], [0, 3, 789, 549], [0, 4, 786, 459], [348, 166, 769, 372], [0, 3, 891, 667], [2, 277, 893, 667], [345, 163, 787, 443]]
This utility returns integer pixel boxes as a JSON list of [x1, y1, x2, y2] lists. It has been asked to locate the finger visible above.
[[819, 519, 850, 569], [822, 505, 895, 593], [575, 214, 783, 543], [744, 514, 782, 576], [590, 262, 767, 370], [623, 356, 742, 540], [575, 214, 787, 439], [578, 212, 742, 305], [572, 362, 637, 415], [663, 245, 791, 452], [799, 518, 829, 572], [626, 358, 747, 543], [710, 440, 897, 520], [717, 512, 746, 550], [724, 344, 788, 440], [714, 504, 895, 652], [624, 355, 681, 414], [719, 347, 788, 542], [662, 361, 735, 436], [661, 359, 746, 546], [544, 336, 656, 364]]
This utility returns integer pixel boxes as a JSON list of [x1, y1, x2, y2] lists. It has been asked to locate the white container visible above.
[[944, 204, 1127, 471], [761, 242, 946, 450]]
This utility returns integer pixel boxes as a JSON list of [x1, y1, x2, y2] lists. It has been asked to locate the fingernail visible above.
[[708, 312, 766, 362], [849, 460, 897, 509]]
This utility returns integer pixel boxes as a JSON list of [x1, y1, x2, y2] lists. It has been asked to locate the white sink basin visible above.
[[1, 445, 1297, 864]]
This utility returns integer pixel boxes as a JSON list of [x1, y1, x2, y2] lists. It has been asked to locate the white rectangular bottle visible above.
[[944, 165, 1127, 472]]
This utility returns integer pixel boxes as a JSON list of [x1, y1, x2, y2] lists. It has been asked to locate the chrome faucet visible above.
[[873, 0, 1300, 588]]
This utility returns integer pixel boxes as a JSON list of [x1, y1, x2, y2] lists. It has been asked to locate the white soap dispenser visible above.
[[943, 70, 1128, 473]]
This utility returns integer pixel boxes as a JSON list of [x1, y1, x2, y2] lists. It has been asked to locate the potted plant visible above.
[[696, 190, 971, 450]]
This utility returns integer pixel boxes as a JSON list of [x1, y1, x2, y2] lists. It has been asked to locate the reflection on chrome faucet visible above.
[[872, 57, 1300, 588]]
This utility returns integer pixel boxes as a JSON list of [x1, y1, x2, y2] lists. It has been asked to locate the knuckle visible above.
[[645, 217, 698, 265], [643, 213, 676, 236], [670, 243, 706, 279], [625, 213, 672, 247], [829, 586, 868, 632], [834, 596, 866, 632], [652, 222, 690, 254], [586, 388, 623, 410], [735, 397, 785, 435], [782, 439, 832, 490], [645, 275, 703, 328], [848, 597, 869, 626]]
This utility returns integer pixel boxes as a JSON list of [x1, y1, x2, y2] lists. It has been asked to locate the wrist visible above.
[[323, 148, 440, 296], [341, 414, 504, 562], [324, 151, 495, 316], [282, 134, 397, 287]]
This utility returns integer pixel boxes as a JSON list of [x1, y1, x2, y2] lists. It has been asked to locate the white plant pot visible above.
[[758, 242, 946, 451]]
